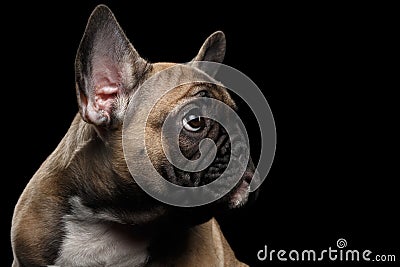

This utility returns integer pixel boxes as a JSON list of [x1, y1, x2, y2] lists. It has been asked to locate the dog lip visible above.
[[226, 170, 256, 208]]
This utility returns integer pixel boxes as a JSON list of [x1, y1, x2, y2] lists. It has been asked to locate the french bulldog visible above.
[[11, 5, 257, 267]]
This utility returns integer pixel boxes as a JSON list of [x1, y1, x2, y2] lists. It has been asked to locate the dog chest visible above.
[[55, 198, 149, 267]]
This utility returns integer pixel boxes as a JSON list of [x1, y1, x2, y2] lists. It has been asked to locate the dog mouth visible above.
[[168, 130, 257, 209], [226, 171, 252, 208]]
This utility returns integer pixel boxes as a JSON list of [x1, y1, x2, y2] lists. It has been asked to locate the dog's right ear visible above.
[[75, 5, 148, 127]]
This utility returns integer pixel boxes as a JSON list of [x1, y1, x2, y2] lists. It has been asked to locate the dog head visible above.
[[75, 5, 258, 215]]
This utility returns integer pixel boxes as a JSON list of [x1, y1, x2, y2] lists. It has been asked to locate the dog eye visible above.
[[182, 108, 205, 132], [196, 90, 209, 97]]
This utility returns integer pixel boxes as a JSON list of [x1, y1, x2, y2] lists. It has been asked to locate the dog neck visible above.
[[52, 114, 168, 224]]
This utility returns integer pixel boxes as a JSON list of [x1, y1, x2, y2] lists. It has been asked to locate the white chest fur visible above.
[[55, 197, 149, 267]]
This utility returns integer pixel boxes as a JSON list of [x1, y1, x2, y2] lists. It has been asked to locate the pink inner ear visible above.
[[92, 58, 122, 114], [95, 85, 119, 112]]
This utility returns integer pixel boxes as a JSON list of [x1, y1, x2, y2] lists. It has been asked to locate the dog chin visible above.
[[228, 179, 251, 208], [214, 170, 258, 209]]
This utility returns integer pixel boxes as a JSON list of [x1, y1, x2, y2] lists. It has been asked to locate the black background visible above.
[[2, 1, 398, 266]]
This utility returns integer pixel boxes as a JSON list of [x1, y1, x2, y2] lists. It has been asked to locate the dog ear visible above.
[[75, 5, 148, 127], [192, 31, 226, 63]]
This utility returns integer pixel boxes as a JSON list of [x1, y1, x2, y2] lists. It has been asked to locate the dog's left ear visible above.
[[75, 5, 148, 127], [192, 31, 226, 63]]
